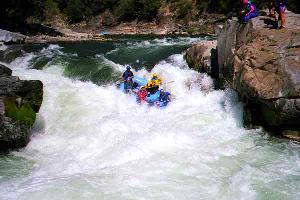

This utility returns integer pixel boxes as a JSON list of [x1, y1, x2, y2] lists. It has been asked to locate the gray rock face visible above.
[[0, 64, 43, 151], [0, 29, 26, 44], [216, 13, 300, 137], [185, 41, 217, 75], [217, 18, 253, 80]]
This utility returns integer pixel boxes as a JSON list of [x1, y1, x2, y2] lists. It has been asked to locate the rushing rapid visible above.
[[0, 37, 299, 200]]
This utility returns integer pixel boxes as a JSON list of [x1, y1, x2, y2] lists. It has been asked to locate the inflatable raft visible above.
[[118, 76, 171, 108]]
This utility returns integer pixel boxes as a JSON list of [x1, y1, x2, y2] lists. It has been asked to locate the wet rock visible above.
[[0, 29, 26, 44], [0, 65, 43, 152], [0, 64, 12, 76], [0, 116, 31, 151], [0, 47, 24, 63]]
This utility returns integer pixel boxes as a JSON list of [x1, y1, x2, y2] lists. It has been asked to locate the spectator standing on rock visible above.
[[240, 0, 259, 23], [267, 0, 276, 17], [275, 0, 287, 29]]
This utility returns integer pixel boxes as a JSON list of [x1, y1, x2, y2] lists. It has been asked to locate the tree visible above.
[[135, 0, 161, 20], [63, 0, 92, 22], [116, 0, 136, 21]]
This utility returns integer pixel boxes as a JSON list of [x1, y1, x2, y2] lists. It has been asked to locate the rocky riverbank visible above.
[[0, 64, 43, 152], [1, 12, 226, 44], [185, 11, 300, 141]]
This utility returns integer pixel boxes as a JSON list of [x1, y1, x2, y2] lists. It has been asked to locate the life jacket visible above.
[[242, 2, 258, 16], [160, 91, 170, 102], [146, 77, 162, 89], [152, 76, 162, 85], [122, 70, 133, 81], [275, 0, 286, 11], [138, 89, 147, 102]]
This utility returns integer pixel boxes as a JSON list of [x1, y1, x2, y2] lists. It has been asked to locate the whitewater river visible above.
[[0, 37, 299, 200]]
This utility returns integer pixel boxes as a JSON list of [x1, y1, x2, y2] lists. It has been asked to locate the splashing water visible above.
[[0, 38, 299, 200]]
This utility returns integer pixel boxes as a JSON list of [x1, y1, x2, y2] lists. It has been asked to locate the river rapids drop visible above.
[[0, 37, 299, 200]]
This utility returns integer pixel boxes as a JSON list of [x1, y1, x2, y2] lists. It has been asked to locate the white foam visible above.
[[125, 37, 208, 49], [1, 41, 299, 200], [96, 54, 125, 72], [0, 42, 7, 51]]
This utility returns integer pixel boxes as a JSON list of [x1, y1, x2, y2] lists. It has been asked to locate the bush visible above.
[[287, 0, 300, 13], [116, 0, 161, 21], [3, 0, 299, 30], [135, 0, 161, 20], [176, 0, 193, 18], [42, 0, 60, 23], [63, 0, 93, 23], [116, 0, 136, 21]]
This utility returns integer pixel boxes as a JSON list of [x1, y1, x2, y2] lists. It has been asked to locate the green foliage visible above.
[[5, 100, 36, 125], [197, 0, 210, 13], [63, 0, 92, 22], [135, 0, 161, 20], [116, 0, 136, 21], [287, 0, 300, 13], [43, 0, 60, 23], [1, 0, 299, 30], [117, 0, 161, 21], [176, 0, 193, 18]]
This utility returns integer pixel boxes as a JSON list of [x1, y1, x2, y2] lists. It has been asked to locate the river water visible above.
[[0, 37, 299, 200]]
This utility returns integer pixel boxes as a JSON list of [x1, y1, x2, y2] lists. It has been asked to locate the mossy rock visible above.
[[4, 99, 36, 126]]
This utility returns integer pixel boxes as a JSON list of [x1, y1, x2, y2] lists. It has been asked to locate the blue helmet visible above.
[[126, 66, 131, 70]]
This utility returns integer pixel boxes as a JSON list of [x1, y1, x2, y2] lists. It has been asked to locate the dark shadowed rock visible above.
[[0, 116, 31, 151], [0, 64, 12, 76], [0, 65, 43, 151], [0, 45, 25, 63], [282, 130, 300, 142]]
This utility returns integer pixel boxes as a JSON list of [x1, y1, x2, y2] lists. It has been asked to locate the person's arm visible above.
[[245, 4, 255, 16], [129, 71, 134, 78]]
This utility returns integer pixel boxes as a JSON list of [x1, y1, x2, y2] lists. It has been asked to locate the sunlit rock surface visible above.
[[217, 12, 300, 138]]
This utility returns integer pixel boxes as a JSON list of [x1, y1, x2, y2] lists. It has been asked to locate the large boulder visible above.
[[0, 64, 43, 151], [185, 41, 218, 77], [216, 13, 300, 138]]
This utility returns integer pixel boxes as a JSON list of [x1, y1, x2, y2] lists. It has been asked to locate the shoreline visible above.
[[24, 32, 217, 44]]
